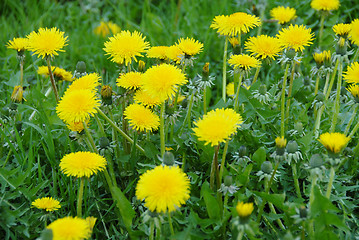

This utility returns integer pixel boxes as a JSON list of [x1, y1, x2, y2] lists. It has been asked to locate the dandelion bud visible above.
[[138, 60, 146, 72], [76, 61, 86, 74], [236, 202, 254, 224], [98, 137, 110, 149], [285, 48, 296, 60], [275, 136, 287, 155], [294, 122, 303, 133], [238, 145, 247, 157], [261, 161, 273, 174], [336, 38, 347, 56], [163, 151, 175, 166], [224, 175, 233, 187], [286, 140, 298, 154], [202, 62, 210, 79], [309, 154, 323, 168], [299, 206, 307, 218], [11, 86, 24, 103], [259, 84, 267, 95], [101, 85, 113, 105], [229, 37, 241, 55]]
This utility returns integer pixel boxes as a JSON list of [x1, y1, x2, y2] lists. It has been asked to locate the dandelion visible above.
[[32, 197, 61, 212], [313, 50, 331, 66], [67, 73, 101, 93], [141, 64, 187, 102], [37, 66, 72, 81], [245, 35, 283, 60], [136, 165, 190, 213], [318, 132, 350, 155], [236, 202, 254, 218], [47, 216, 91, 240], [66, 120, 89, 133], [6, 37, 29, 53], [275, 136, 287, 148], [270, 6, 296, 24], [277, 24, 314, 52], [228, 54, 261, 71], [311, 0, 340, 11], [349, 19, 359, 46], [116, 72, 142, 90], [147, 46, 169, 60], [210, 12, 261, 36], [103, 30, 150, 66], [94, 21, 120, 37], [134, 89, 162, 107], [193, 108, 243, 146], [333, 23, 351, 38], [60, 151, 107, 178], [27, 27, 68, 59], [11, 86, 24, 103], [56, 89, 100, 124], [343, 62, 359, 84], [124, 103, 160, 132], [226, 82, 235, 97], [347, 84, 359, 101], [167, 45, 183, 64], [176, 37, 203, 56]]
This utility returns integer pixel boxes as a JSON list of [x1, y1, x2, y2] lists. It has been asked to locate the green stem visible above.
[[150, 219, 155, 240], [96, 107, 145, 155], [285, 62, 296, 124], [268, 202, 286, 230], [292, 163, 302, 199], [77, 177, 85, 217], [329, 57, 343, 132], [203, 86, 207, 114], [236, 227, 244, 240], [324, 57, 339, 100], [20, 59, 24, 86], [349, 118, 359, 138], [326, 167, 335, 198], [46, 57, 59, 103], [280, 63, 290, 137], [185, 90, 195, 128], [2, 149, 12, 168], [323, 72, 331, 95], [105, 152, 118, 188], [210, 145, 220, 191], [252, 66, 261, 85], [83, 122, 98, 154], [352, 47, 359, 63], [319, 12, 326, 49], [160, 103, 166, 157], [222, 37, 228, 102], [219, 139, 229, 185], [168, 212, 175, 236], [108, 108, 121, 159], [344, 104, 358, 135], [233, 72, 243, 112], [314, 75, 320, 96], [94, 114, 106, 137], [308, 174, 317, 240]]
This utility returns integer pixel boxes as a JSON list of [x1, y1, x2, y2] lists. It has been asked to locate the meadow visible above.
[[1, 0, 359, 239]]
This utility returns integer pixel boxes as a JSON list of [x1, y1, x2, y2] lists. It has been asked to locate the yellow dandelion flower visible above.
[[66, 120, 89, 133], [236, 202, 254, 218], [226, 82, 235, 97], [318, 132, 350, 154], [245, 35, 283, 60], [210, 12, 261, 36], [228, 37, 240, 48], [270, 6, 296, 24], [56, 89, 100, 124], [124, 103, 160, 132], [136, 165, 190, 213], [277, 24, 314, 52], [228, 54, 261, 71], [313, 50, 331, 65], [47, 216, 91, 240], [103, 30, 150, 66], [60, 151, 107, 178], [333, 23, 351, 37], [6, 37, 29, 52], [116, 72, 142, 90], [27, 27, 68, 59], [176, 37, 203, 56], [167, 45, 183, 64], [11, 86, 24, 103], [147, 46, 169, 60], [193, 108, 243, 146], [32, 197, 61, 212], [134, 89, 162, 107], [311, 0, 340, 11], [85, 216, 97, 233], [349, 19, 359, 46], [347, 84, 359, 100], [94, 21, 120, 37], [67, 73, 101, 93], [343, 62, 359, 84], [37, 66, 72, 81], [275, 136, 287, 148], [141, 64, 187, 102]]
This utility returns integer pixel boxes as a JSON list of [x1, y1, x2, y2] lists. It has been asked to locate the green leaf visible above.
[[200, 182, 220, 220], [251, 147, 267, 170], [252, 191, 286, 211]]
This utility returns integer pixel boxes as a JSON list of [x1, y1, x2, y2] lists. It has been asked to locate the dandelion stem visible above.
[[94, 114, 106, 137], [96, 107, 145, 155], [150, 219, 155, 240], [46, 57, 60, 103], [167, 212, 175, 236], [292, 163, 302, 199], [349, 118, 359, 138], [352, 48, 359, 63], [285, 61, 296, 124], [308, 174, 317, 240], [280, 63, 290, 137], [83, 122, 98, 154], [233, 72, 243, 112], [185, 90, 195, 128], [160, 103, 166, 157], [20, 58, 24, 86], [236, 227, 244, 240], [330, 56, 343, 132], [77, 177, 85, 217], [107, 108, 121, 159], [325, 57, 339, 100], [252, 66, 261, 85], [219, 139, 229, 185], [344, 104, 358, 135], [222, 37, 228, 101], [318, 12, 326, 49], [210, 145, 220, 191], [314, 75, 320, 97], [326, 167, 335, 198], [203, 86, 207, 114]]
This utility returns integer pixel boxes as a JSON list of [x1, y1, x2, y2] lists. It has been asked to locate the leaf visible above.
[[252, 191, 286, 211], [251, 147, 267, 170], [200, 182, 220, 220]]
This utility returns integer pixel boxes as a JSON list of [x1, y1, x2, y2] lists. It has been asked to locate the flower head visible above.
[[333, 23, 351, 38], [116, 72, 142, 90], [136, 165, 190, 213], [6, 37, 29, 52], [275, 136, 287, 148], [277, 24, 314, 52], [313, 50, 331, 66], [210, 12, 261, 36], [245, 35, 283, 60], [141, 64, 187, 102], [193, 108, 243, 146], [318, 132, 350, 155], [228, 54, 261, 71], [124, 103, 160, 132], [60, 151, 107, 178], [47, 216, 91, 240], [32, 197, 61, 212], [226, 82, 235, 97], [11, 86, 24, 103], [349, 19, 359, 46], [56, 89, 100, 124], [37, 66, 72, 81], [347, 84, 359, 101], [27, 27, 68, 59], [311, 0, 340, 11], [103, 30, 150, 66], [134, 89, 162, 107], [94, 21, 121, 37], [270, 6, 296, 24], [236, 202, 254, 218], [343, 62, 359, 84], [175, 37, 203, 56], [147, 46, 170, 60], [167, 45, 183, 64], [67, 73, 101, 93], [66, 120, 89, 133]]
